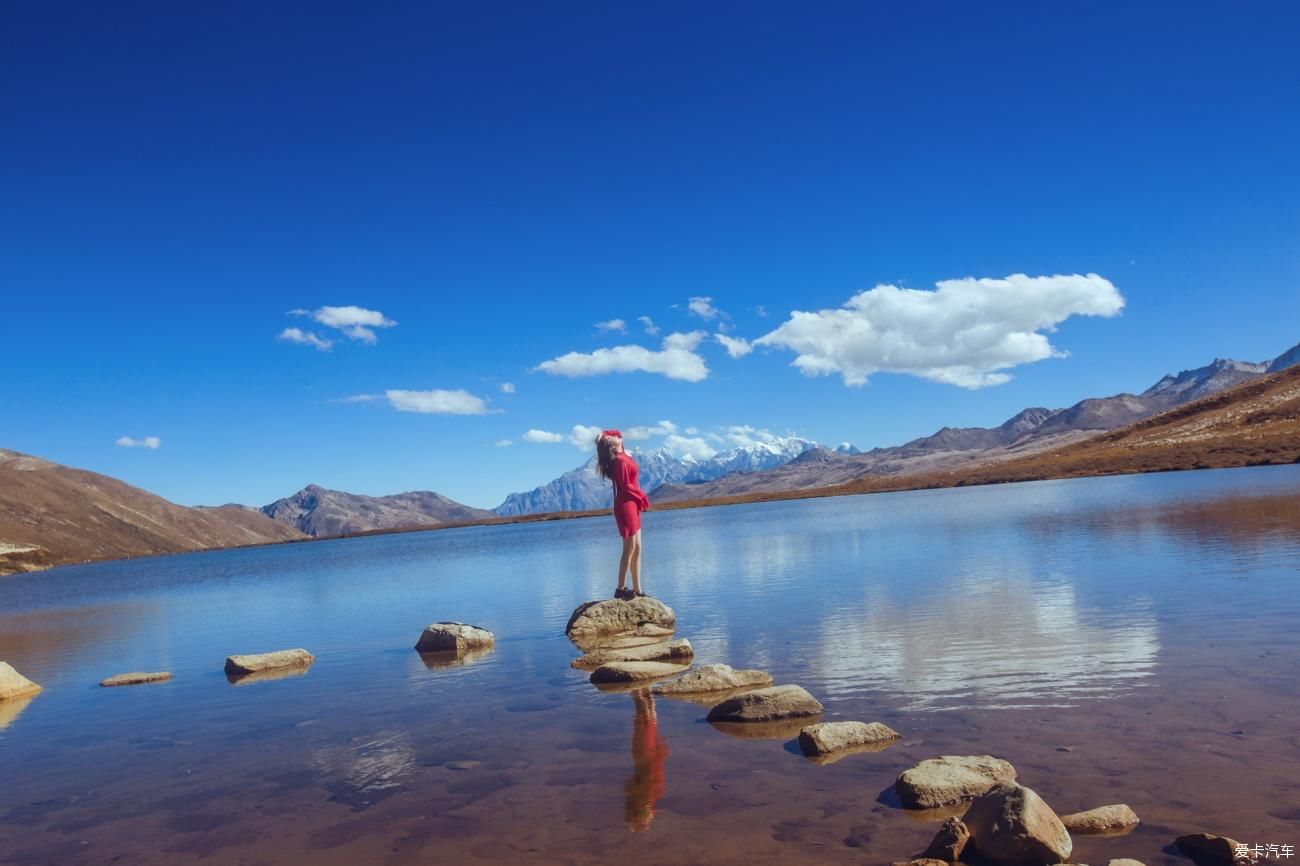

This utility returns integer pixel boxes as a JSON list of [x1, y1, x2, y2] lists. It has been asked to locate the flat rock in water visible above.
[[565, 597, 675, 638], [1175, 834, 1249, 866], [1061, 804, 1140, 835], [705, 684, 823, 723], [0, 662, 42, 701], [964, 782, 1073, 866], [224, 648, 316, 676], [100, 671, 172, 688], [414, 622, 495, 655], [1108, 860, 1146, 866], [798, 720, 900, 756], [572, 638, 693, 669], [588, 661, 689, 684], [895, 755, 1018, 809], [654, 663, 773, 696], [890, 860, 949, 866], [920, 817, 970, 862]]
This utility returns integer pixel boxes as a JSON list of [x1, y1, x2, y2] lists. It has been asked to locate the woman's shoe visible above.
[[614, 587, 635, 601], [633, 590, 649, 598]]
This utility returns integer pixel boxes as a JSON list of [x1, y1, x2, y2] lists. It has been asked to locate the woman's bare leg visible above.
[[630, 530, 643, 593], [618, 535, 636, 590]]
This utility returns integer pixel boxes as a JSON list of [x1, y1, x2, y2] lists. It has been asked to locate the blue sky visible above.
[[4, 2, 1298, 509]]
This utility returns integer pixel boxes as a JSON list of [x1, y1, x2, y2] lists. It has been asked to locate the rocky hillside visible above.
[[655, 342, 1300, 503], [0, 450, 304, 575], [668, 363, 1300, 510], [261, 485, 495, 537], [494, 437, 818, 516]]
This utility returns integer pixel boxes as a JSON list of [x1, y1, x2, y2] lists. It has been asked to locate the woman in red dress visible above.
[[595, 430, 651, 600]]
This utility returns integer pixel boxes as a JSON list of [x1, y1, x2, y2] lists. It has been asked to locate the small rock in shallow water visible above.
[[920, 817, 970, 861], [798, 721, 900, 756], [414, 622, 494, 655], [224, 649, 315, 676], [895, 755, 1018, 809], [705, 684, 823, 723], [654, 663, 773, 696], [964, 782, 1072, 866], [100, 671, 172, 688], [0, 662, 43, 701], [1060, 804, 1139, 835], [571, 639, 693, 669], [890, 860, 948, 866], [588, 661, 688, 685], [1175, 834, 1250, 866], [1107, 859, 1146, 866]]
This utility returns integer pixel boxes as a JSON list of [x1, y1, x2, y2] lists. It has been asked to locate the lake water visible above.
[[2, 466, 1298, 866]]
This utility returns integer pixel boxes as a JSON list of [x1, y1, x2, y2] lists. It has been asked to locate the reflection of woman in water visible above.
[[594, 430, 651, 600], [624, 688, 669, 832]]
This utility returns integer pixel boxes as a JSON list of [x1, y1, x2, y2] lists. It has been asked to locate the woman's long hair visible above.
[[595, 433, 622, 481]]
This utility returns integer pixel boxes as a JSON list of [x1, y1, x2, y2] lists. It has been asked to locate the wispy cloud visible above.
[[638, 315, 660, 336], [715, 333, 753, 358], [284, 305, 397, 346], [688, 296, 722, 320], [754, 273, 1125, 388], [534, 331, 709, 382], [385, 389, 492, 415], [116, 436, 161, 449], [494, 439, 514, 447], [623, 420, 678, 440], [595, 318, 627, 334], [522, 425, 603, 448], [278, 327, 333, 351], [499, 382, 516, 394]]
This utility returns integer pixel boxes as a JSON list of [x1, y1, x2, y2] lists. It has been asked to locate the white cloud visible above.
[[754, 273, 1125, 388], [385, 389, 491, 415], [638, 315, 660, 336], [499, 382, 516, 394], [719, 425, 785, 448], [715, 333, 753, 358], [595, 318, 627, 333], [336, 393, 381, 404], [522, 425, 603, 448], [755, 305, 769, 318], [116, 436, 161, 449], [495, 439, 514, 447], [623, 420, 679, 440], [534, 331, 710, 382], [663, 434, 715, 460], [278, 327, 333, 351], [288, 305, 397, 345], [688, 296, 722, 320]]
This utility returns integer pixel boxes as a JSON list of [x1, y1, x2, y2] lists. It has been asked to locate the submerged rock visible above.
[[895, 755, 1018, 809], [1061, 804, 1140, 835], [1175, 834, 1249, 866], [565, 597, 675, 639], [890, 860, 948, 866], [654, 663, 773, 696], [100, 671, 172, 688], [572, 638, 693, 669], [0, 662, 42, 701], [964, 782, 1072, 866], [798, 720, 899, 757], [705, 684, 823, 723], [414, 622, 495, 655], [224, 648, 316, 676], [1107, 860, 1146, 866], [709, 717, 812, 740], [588, 661, 689, 685], [920, 817, 970, 862]]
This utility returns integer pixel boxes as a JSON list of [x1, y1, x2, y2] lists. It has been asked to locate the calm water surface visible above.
[[2, 467, 1298, 865]]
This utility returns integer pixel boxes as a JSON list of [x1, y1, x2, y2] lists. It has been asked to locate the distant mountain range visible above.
[[0, 450, 303, 575], [653, 343, 1300, 503], [493, 437, 818, 516], [260, 485, 495, 537]]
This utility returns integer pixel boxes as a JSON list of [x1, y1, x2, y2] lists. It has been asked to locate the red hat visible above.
[[601, 429, 622, 438]]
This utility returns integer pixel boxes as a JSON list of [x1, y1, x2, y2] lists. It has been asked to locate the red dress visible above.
[[611, 452, 651, 538]]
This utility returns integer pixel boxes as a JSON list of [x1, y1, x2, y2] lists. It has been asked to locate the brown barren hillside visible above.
[[670, 363, 1300, 510], [0, 450, 304, 575]]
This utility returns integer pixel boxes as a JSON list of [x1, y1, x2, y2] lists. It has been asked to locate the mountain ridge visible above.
[[260, 484, 495, 538]]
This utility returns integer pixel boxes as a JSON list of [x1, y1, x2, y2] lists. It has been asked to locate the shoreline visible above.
[[7, 458, 1297, 580]]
